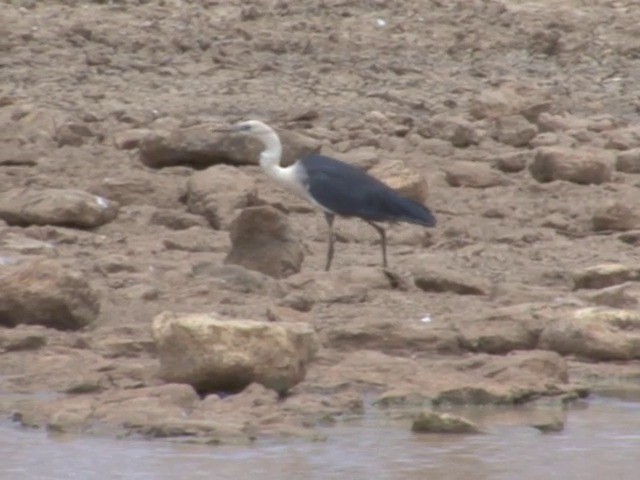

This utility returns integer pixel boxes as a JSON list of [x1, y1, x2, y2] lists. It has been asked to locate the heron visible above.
[[217, 120, 436, 271]]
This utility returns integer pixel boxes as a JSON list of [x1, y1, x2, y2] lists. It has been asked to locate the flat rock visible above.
[[444, 161, 511, 188], [605, 126, 640, 150], [152, 312, 319, 394], [0, 188, 118, 228], [469, 84, 551, 121], [492, 114, 537, 147], [456, 304, 544, 354], [412, 264, 491, 295], [572, 263, 640, 290], [0, 258, 100, 330], [112, 128, 154, 150], [368, 159, 429, 203], [493, 151, 532, 173], [539, 307, 640, 361], [191, 263, 282, 296], [592, 202, 640, 232], [615, 148, 640, 173], [88, 173, 184, 208], [149, 208, 208, 230], [186, 164, 256, 229], [412, 411, 482, 434], [139, 125, 321, 169], [282, 267, 397, 307], [225, 206, 304, 279], [529, 147, 613, 184], [432, 350, 570, 405]]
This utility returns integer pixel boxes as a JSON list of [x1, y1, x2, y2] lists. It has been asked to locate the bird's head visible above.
[[224, 120, 275, 138]]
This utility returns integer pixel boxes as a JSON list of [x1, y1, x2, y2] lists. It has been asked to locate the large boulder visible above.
[[529, 147, 613, 185], [572, 263, 640, 290], [0, 188, 118, 228], [185, 164, 256, 229], [225, 206, 304, 279], [152, 312, 319, 394], [139, 125, 321, 169], [592, 202, 640, 232], [0, 259, 100, 330], [539, 307, 640, 361]]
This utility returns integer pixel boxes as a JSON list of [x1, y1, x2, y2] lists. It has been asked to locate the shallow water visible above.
[[2, 397, 640, 480]]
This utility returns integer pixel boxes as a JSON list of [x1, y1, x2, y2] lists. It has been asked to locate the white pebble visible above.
[[95, 196, 110, 209]]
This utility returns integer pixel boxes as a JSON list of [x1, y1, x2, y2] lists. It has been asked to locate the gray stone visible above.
[[0, 259, 100, 330], [529, 147, 613, 185], [225, 206, 304, 279], [539, 307, 640, 361], [186, 164, 256, 229], [0, 188, 118, 228], [412, 411, 482, 434], [444, 161, 511, 188]]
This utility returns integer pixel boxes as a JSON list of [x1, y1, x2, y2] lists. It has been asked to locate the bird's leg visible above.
[[365, 221, 387, 268], [324, 213, 336, 271]]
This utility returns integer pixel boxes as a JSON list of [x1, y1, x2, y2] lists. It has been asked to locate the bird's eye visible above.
[[240, 124, 252, 132]]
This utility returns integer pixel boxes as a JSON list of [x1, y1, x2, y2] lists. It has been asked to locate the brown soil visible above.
[[2, 0, 640, 443]]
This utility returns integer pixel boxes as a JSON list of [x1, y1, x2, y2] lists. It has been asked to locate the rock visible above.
[[417, 115, 481, 147], [412, 264, 491, 295], [615, 148, 640, 173], [368, 159, 429, 203], [578, 283, 639, 309], [112, 128, 154, 150], [572, 263, 640, 290], [529, 147, 613, 185], [6, 107, 69, 144], [225, 206, 304, 279], [537, 113, 589, 133], [152, 311, 319, 394], [185, 164, 256, 229], [139, 125, 321, 169], [0, 232, 56, 255], [469, 84, 550, 121], [456, 304, 542, 354], [94, 254, 139, 275], [433, 350, 570, 405], [592, 202, 640, 232], [411, 411, 482, 434], [0, 188, 118, 228], [191, 263, 282, 296], [88, 174, 179, 208], [54, 122, 95, 147], [605, 126, 640, 150], [0, 325, 48, 353], [0, 259, 100, 330], [492, 114, 537, 147], [321, 317, 460, 355], [529, 132, 561, 148], [163, 226, 224, 252], [618, 230, 640, 246], [0, 145, 37, 166], [531, 418, 565, 433], [539, 307, 640, 361], [149, 208, 208, 230], [281, 267, 397, 307], [493, 151, 532, 173], [444, 161, 511, 188]]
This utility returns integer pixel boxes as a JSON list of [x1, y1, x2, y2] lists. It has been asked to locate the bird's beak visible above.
[[211, 125, 236, 134]]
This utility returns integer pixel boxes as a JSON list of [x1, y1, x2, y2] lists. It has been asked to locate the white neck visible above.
[[258, 129, 284, 175], [255, 127, 310, 203]]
